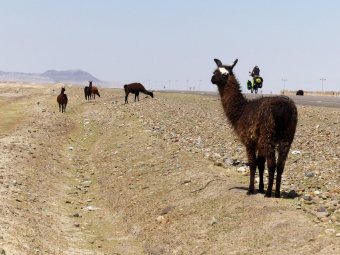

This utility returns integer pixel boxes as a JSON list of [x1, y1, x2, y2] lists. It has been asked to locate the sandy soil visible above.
[[0, 84, 339, 255]]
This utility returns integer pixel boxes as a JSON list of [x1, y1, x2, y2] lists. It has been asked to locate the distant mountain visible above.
[[0, 69, 101, 83], [41, 70, 100, 83]]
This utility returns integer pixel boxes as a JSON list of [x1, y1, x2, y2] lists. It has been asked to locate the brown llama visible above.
[[211, 58, 297, 197], [57, 87, 68, 113], [124, 83, 154, 104], [87, 81, 100, 99]]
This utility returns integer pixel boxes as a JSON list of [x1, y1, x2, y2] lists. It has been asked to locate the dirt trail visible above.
[[0, 85, 339, 254]]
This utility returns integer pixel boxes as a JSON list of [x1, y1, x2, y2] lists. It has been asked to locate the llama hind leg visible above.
[[265, 150, 276, 197], [275, 142, 291, 197], [246, 148, 257, 195], [257, 156, 265, 193]]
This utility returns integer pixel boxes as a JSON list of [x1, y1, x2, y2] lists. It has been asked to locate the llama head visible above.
[[211, 58, 238, 86], [149, 91, 154, 98]]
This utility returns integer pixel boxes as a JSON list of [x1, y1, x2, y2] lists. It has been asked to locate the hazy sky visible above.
[[1, 0, 339, 93]]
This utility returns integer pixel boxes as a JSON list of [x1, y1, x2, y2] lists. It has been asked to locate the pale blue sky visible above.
[[1, 0, 339, 93]]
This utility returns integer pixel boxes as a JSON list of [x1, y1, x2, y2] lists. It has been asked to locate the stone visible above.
[[291, 150, 301, 155], [303, 195, 313, 201], [156, 215, 165, 223], [325, 229, 336, 235], [210, 217, 218, 226], [305, 172, 315, 178], [160, 206, 173, 215], [317, 206, 327, 212], [315, 211, 330, 219], [237, 166, 247, 173], [84, 206, 99, 211], [314, 190, 322, 195]]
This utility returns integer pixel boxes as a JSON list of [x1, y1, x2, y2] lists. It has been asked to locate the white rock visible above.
[[84, 206, 99, 211], [291, 150, 301, 155], [237, 166, 247, 173], [156, 215, 165, 223], [210, 217, 218, 226]]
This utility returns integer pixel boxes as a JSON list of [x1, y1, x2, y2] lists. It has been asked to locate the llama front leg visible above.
[[246, 148, 257, 195], [257, 156, 265, 193]]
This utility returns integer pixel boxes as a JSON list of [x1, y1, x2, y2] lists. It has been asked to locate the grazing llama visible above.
[[124, 83, 154, 104], [211, 58, 297, 197]]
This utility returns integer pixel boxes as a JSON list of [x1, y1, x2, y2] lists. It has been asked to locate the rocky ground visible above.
[[0, 83, 339, 254]]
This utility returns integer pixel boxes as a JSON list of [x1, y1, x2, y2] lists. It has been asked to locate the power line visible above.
[[320, 78, 326, 91]]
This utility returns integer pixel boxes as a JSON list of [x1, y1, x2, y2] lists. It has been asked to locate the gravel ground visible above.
[[0, 84, 339, 254]]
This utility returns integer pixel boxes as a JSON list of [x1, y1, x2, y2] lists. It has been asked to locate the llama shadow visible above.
[[281, 190, 300, 199], [228, 187, 300, 199]]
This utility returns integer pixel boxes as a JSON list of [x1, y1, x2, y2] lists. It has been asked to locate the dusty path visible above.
[[0, 84, 339, 254]]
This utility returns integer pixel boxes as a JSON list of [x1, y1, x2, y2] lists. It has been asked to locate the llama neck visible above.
[[142, 89, 151, 95], [217, 75, 247, 126]]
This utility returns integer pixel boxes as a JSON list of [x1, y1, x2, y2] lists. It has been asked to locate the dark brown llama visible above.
[[124, 83, 154, 104], [57, 87, 68, 113], [211, 58, 297, 197], [84, 82, 91, 100]]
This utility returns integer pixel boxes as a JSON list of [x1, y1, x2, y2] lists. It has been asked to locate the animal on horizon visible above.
[[124, 83, 154, 104], [57, 87, 68, 113], [211, 58, 297, 197], [296, 90, 304, 96]]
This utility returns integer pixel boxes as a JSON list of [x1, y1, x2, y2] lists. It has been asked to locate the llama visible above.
[[57, 87, 68, 113], [84, 84, 91, 100], [86, 81, 100, 99], [211, 58, 297, 197], [91, 85, 100, 99], [124, 83, 154, 104]]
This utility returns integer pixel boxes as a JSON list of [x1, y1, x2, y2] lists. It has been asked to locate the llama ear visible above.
[[231, 59, 238, 69], [214, 59, 223, 67]]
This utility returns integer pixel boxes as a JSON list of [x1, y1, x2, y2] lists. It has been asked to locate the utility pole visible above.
[[282, 78, 287, 94], [320, 78, 326, 91]]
